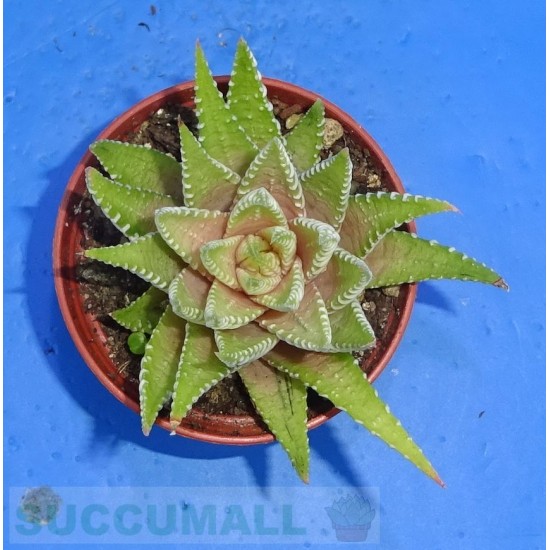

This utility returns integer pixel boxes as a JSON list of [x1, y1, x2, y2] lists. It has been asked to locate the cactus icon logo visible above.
[[325, 494, 376, 542]]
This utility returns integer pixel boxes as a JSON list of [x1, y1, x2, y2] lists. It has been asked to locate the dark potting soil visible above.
[[75, 99, 403, 420]]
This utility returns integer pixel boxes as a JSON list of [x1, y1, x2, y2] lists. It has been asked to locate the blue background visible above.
[[4, 1, 545, 548]]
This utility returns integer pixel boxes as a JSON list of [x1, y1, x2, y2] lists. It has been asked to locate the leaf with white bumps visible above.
[[140, 306, 186, 435], [111, 287, 168, 334], [227, 39, 281, 148], [315, 247, 372, 311], [285, 99, 325, 172], [169, 267, 212, 325], [289, 217, 340, 280], [328, 301, 376, 351], [195, 43, 257, 175], [240, 361, 309, 482], [85, 233, 184, 290], [365, 231, 508, 289], [258, 283, 331, 351], [86, 167, 177, 239], [224, 187, 288, 237], [90, 140, 183, 200], [300, 148, 352, 231], [200, 235, 244, 289], [341, 193, 456, 257], [215, 323, 279, 367], [265, 344, 444, 485], [251, 258, 305, 312], [205, 280, 266, 330], [155, 206, 228, 271], [236, 138, 305, 219], [179, 122, 240, 210], [170, 323, 234, 428], [257, 226, 297, 273]]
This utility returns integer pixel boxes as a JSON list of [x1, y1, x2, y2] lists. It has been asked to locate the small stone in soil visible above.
[[285, 113, 302, 130], [323, 118, 344, 148], [382, 286, 401, 298]]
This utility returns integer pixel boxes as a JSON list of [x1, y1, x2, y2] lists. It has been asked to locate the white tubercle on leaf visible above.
[[236, 138, 306, 219], [289, 217, 340, 280], [224, 187, 288, 237]]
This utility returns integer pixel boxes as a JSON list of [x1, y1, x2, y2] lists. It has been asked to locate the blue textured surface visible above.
[[4, 1, 544, 548]]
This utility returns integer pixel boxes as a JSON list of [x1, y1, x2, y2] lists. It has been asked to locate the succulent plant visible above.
[[325, 494, 376, 527], [83, 40, 506, 483]]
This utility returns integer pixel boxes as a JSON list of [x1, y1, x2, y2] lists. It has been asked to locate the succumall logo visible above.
[[9, 486, 380, 544]]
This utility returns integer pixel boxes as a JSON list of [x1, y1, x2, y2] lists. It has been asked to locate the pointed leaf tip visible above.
[[494, 278, 509, 291], [227, 38, 281, 148], [142, 424, 151, 437], [194, 42, 257, 175], [170, 420, 180, 431], [285, 99, 325, 171]]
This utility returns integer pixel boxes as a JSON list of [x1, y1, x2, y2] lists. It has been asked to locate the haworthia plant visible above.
[[84, 39, 507, 484]]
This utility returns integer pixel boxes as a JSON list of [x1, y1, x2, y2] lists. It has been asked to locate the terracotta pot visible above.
[[53, 77, 417, 445]]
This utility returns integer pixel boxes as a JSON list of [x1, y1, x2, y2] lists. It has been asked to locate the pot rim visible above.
[[53, 76, 417, 446]]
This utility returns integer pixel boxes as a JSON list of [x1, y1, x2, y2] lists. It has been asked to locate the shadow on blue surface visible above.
[[415, 282, 457, 313], [24, 132, 365, 488]]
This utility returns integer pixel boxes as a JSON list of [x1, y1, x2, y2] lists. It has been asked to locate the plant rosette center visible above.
[[234, 234, 284, 295]]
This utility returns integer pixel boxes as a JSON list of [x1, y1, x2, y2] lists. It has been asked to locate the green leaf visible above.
[[214, 323, 279, 367], [86, 167, 177, 240], [90, 140, 183, 200], [224, 187, 288, 237], [139, 306, 186, 435], [258, 283, 331, 351], [200, 235, 244, 289], [195, 43, 257, 175], [240, 361, 309, 482], [265, 344, 443, 485], [257, 226, 297, 272], [179, 122, 240, 211], [289, 217, 340, 280], [236, 266, 282, 297], [328, 301, 376, 351], [341, 192, 457, 257], [315, 247, 372, 311], [285, 99, 325, 172], [170, 323, 234, 428], [111, 286, 168, 333], [169, 267, 212, 325], [204, 280, 266, 330], [365, 231, 508, 289], [155, 206, 229, 271], [226, 38, 281, 148], [251, 258, 305, 312], [85, 233, 184, 290], [236, 138, 306, 219], [300, 148, 352, 231]]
